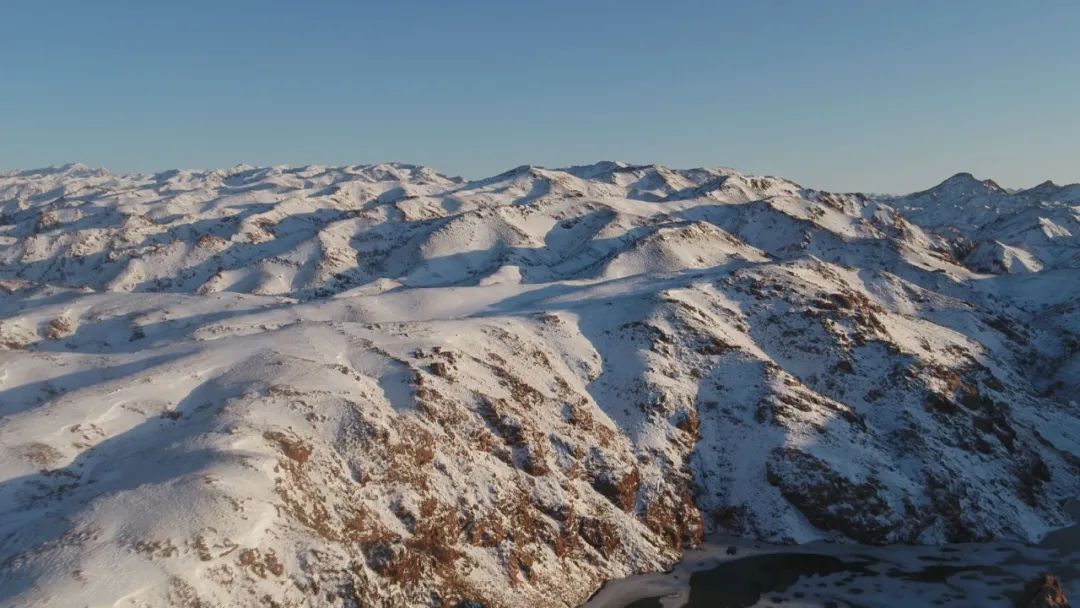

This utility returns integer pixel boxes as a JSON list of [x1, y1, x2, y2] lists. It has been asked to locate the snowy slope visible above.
[[891, 172, 1080, 272], [0, 163, 1077, 608]]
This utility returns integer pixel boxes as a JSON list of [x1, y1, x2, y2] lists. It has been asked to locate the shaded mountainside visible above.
[[0, 163, 1077, 607]]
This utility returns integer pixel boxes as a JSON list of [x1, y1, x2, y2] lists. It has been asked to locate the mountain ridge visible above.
[[8, 161, 1080, 193]]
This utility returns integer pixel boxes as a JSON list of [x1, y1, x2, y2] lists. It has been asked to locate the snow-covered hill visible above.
[[1, 163, 1077, 607]]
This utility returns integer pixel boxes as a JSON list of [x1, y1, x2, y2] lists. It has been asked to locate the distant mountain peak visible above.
[[1020, 179, 1062, 198], [914, 172, 1007, 199], [3, 162, 103, 179]]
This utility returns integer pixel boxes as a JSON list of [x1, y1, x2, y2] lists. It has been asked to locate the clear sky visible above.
[[2, 0, 1078, 193]]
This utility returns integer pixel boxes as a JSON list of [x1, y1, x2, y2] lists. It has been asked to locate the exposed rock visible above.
[[1022, 573, 1070, 608], [765, 447, 912, 544]]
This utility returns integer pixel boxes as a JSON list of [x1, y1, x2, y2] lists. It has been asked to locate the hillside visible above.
[[1, 162, 1077, 607]]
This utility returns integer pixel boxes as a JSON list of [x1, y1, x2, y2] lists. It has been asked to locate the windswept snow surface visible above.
[[0, 163, 1077, 607]]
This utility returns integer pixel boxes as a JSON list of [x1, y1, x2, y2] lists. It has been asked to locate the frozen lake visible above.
[[586, 510, 1077, 608]]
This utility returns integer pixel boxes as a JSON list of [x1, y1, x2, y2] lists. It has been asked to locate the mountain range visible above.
[[1, 161, 1077, 607]]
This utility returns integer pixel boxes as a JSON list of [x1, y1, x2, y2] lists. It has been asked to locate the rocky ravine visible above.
[[0, 162, 1077, 607]]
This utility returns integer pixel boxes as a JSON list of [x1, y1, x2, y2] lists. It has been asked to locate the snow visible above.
[[585, 530, 1079, 608], [0, 163, 1077, 607]]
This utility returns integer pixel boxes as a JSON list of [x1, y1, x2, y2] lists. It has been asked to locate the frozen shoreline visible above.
[[586, 516, 1078, 608]]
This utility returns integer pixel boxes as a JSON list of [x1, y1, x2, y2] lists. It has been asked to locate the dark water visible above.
[[586, 516, 1079, 608], [683, 553, 874, 607]]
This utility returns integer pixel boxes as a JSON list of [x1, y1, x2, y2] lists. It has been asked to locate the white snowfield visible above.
[[0, 162, 1077, 607]]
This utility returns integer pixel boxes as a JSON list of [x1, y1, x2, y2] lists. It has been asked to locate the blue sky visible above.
[[2, 0, 1077, 192]]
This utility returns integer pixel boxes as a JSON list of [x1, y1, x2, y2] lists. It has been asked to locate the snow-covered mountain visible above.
[[0, 162, 1077, 607]]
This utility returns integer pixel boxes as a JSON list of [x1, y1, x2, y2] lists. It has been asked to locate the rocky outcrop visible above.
[[1022, 573, 1071, 608]]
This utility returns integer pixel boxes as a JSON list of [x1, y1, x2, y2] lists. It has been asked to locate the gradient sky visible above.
[[2, 0, 1078, 192]]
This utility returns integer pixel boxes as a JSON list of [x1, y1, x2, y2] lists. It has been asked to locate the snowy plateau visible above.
[[0, 161, 1077, 607]]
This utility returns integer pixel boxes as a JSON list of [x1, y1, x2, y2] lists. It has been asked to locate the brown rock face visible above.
[[1022, 573, 1070, 608], [764, 447, 911, 544]]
